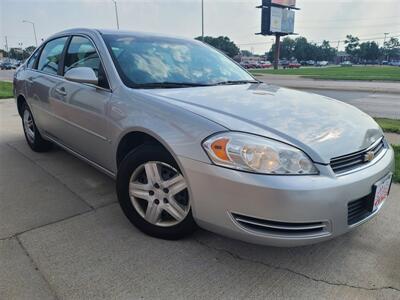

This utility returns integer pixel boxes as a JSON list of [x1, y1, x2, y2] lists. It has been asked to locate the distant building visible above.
[[335, 51, 351, 64], [240, 55, 269, 63]]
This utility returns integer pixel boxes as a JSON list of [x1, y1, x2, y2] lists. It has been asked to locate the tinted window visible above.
[[64, 36, 109, 88], [37, 37, 68, 75], [27, 49, 40, 69], [102, 34, 254, 88]]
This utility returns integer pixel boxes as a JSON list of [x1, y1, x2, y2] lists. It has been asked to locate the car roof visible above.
[[49, 28, 193, 42]]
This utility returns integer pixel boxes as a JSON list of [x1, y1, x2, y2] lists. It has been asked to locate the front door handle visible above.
[[55, 87, 67, 96]]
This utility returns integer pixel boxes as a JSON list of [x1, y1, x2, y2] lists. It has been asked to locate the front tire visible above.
[[116, 144, 197, 240], [21, 102, 52, 152]]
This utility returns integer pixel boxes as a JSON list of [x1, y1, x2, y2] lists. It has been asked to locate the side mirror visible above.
[[64, 67, 98, 85]]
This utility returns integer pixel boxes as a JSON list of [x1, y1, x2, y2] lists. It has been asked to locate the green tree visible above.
[[293, 37, 309, 61], [195, 36, 240, 58], [359, 41, 380, 62], [280, 37, 295, 59], [320, 40, 337, 62], [9, 48, 24, 60], [344, 35, 360, 62], [383, 37, 400, 60]]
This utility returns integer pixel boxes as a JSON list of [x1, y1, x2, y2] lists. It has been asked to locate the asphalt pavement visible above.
[[299, 89, 400, 120], [1, 98, 400, 299]]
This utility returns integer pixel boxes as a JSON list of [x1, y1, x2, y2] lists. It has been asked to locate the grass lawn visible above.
[[250, 66, 400, 81], [375, 118, 400, 134], [0, 81, 13, 99]]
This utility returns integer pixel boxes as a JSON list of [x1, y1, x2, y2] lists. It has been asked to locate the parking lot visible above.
[[1, 97, 399, 299]]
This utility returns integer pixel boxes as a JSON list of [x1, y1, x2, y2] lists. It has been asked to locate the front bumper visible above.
[[179, 146, 395, 247]]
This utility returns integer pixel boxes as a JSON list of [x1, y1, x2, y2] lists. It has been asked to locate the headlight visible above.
[[202, 132, 318, 175]]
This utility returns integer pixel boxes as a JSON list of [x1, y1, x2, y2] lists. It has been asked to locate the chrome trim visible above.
[[235, 216, 327, 231], [331, 137, 388, 176], [230, 213, 331, 238]]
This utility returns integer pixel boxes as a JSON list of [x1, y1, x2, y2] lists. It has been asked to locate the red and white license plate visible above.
[[372, 173, 392, 212]]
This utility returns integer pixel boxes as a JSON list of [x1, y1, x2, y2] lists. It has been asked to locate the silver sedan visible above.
[[13, 29, 395, 246]]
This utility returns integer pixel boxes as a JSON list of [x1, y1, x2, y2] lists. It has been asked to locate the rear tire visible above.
[[21, 102, 52, 152], [117, 144, 197, 240]]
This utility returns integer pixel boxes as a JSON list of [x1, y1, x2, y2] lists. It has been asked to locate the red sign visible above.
[[271, 0, 296, 7]]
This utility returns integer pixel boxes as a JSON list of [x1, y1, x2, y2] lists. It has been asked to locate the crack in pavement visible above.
[[194, 238, 400, 294], [6, 142, 96, 210], [0, 201, 117, 241], [15, 236, 60, 300]]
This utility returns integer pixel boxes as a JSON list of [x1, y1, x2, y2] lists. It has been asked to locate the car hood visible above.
[[141, 83, 382, 164]]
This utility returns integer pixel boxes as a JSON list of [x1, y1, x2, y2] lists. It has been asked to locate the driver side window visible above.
[[64, 36, 109, 89]]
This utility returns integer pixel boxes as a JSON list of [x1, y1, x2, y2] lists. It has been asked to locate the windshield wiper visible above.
[[213, 80, 261, 86], [135, 82, 212, 89]]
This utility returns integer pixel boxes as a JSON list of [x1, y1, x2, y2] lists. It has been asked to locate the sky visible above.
[[1, 0, 399, 54]]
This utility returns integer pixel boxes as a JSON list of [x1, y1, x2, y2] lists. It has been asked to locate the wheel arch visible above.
[[115, 129, 179, 170], [16, 94, 28, 117]]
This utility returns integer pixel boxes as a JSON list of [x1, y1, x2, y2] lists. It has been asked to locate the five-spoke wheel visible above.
[[117, 144, 197, 239], [129, 161, 190, 227], [21, 102, 52, 152]]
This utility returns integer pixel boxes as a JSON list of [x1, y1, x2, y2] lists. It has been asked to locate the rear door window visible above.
[[37, 37, 68, 75]]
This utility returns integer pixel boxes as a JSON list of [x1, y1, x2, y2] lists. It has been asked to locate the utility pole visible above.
[[4, 36, 8, 52], [201, 0, 204, 40], [273, 34, 280, 70], [22, 20, 38, 46], [112, 0, 120, 30], [383, 32, 389, 46]]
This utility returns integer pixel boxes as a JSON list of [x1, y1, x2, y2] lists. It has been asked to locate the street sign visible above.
[[270, 7, 295, 33], [261, 6, 295, 35], [257, 0, 299, 69]]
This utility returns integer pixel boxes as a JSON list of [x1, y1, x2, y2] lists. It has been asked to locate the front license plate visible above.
[[372, 173, 392, 212]]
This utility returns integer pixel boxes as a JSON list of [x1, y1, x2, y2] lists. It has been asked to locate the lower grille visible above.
[[232, 213, 329, 237], [348, 193, 373, 225]]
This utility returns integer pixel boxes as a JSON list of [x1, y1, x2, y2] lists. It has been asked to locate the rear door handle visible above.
[[55, 87, 67, 96]]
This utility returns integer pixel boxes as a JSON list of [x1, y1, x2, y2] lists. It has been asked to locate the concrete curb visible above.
[[274, 84, 400, 94], [255, 74, 400, 94]]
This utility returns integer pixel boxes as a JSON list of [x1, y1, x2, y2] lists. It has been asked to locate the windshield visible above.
[[102, 34, 255, 88]]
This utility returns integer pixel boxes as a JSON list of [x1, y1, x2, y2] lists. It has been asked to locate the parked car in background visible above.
[[240, 62, 257, 69], [341, 61, 353, 67], [301, 60, 315, 66], [1, 62, 14, 70], [316, 61, 328, 67], [259, 61, 272, 68], [279, 60, 289, 69], [287, 62, 301, 69], [14, 28, 394, 247], [389, 61, 400, 67]]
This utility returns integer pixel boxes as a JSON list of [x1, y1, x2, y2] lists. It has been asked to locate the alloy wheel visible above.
[[23, 109, 35, 143], [129, 161, 190, 227]]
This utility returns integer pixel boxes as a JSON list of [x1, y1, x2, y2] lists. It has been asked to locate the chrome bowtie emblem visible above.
[[364, 151, 375, 162]]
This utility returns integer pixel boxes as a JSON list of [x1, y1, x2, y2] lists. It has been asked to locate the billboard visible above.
[[271, 0, 296, 7], [269, 7, 295, 34]]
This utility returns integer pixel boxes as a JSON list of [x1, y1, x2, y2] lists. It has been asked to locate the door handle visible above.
[[55, 87, 67, 96]]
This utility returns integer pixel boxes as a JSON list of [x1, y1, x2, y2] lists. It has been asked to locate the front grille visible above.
[[330, 138, 385, 174], [232, 213, 329, 237], [348, 193, 374, 225]]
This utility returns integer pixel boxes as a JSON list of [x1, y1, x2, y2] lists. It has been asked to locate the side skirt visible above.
[[42, 133, 116, 179]]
